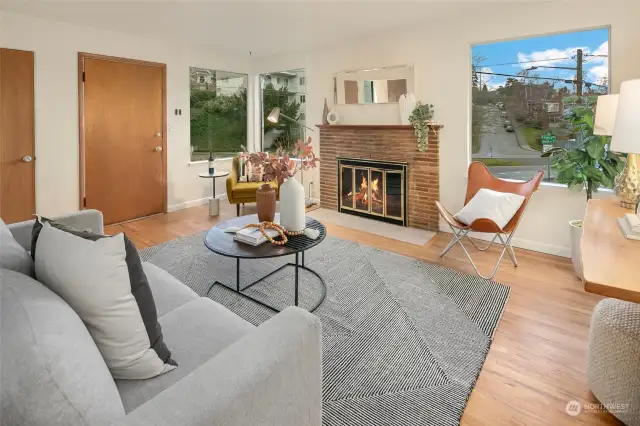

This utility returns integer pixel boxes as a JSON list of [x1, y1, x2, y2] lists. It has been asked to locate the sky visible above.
[[472, 28, 609, 92]]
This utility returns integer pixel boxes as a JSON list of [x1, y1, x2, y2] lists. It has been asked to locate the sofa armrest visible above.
[[112, 306, 322, 426], [8, 209, 104, 251]]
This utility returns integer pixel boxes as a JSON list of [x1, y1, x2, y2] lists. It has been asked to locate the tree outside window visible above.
[[189, 68, 248, 161], [260, 69, 306, 153]]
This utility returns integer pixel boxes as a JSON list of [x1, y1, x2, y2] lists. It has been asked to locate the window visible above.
[[283, 78, 288, 86], [471, 28, 609, 182], [300, 77, 305, 85], [189, 67, 248, 161], [260, 68, 306, 152]]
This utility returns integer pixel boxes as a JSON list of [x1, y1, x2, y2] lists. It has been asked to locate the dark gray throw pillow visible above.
[[31, 217, 176, 370]]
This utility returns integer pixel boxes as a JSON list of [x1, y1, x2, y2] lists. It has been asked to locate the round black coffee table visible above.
[[203, 214, 327, 312]]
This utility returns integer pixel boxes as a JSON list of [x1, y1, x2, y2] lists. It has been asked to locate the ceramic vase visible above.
[[322, 98, 330, 125], [256, 183, 276, 222], [399, 93, 416, 125], [279, 178, 306, 232]]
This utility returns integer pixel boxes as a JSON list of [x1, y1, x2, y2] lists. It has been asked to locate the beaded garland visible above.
[[242, 222, 305, 246]]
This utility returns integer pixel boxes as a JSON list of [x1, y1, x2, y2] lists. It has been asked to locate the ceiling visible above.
[[0, 0, 563, 57]]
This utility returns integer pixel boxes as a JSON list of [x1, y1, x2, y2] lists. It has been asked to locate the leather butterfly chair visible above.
[[436, 162, 544, 280]]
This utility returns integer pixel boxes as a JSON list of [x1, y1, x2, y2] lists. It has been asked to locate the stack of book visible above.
[[234, 227, 280, 246], [617, 213, 640, 240]]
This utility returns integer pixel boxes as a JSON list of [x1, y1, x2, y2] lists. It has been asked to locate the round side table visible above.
[[198, 171, 229, 216]]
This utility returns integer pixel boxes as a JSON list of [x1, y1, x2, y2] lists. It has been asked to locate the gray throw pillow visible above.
[[33, 221, 177, 380], [0, 218, 34, 277]]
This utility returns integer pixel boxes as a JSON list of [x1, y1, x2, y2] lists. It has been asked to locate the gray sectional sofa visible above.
[[1, 210, 322, 426]]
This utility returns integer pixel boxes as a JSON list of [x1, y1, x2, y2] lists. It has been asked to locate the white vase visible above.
[[570, 220, 584, 280], [279, 178, 306, 232], [399, 93, 416, 125]]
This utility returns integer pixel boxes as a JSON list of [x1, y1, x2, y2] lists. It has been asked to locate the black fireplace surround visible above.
[[337, 158, 408, 226]]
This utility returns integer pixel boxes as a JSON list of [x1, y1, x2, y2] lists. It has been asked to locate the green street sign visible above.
[[541, 134, 556, 145]]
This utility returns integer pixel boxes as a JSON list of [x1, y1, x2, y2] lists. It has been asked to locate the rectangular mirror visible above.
[[334, 65, 414, 105]]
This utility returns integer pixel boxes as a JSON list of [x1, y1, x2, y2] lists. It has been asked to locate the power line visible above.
[[474, 70, 607, 88], [482, 54, 608, 68]]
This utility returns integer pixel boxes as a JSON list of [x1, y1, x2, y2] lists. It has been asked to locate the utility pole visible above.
[[576, 48, 583, 99]]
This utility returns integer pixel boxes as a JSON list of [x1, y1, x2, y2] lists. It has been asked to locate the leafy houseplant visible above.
[[408, 102, 434, 152], [541, 106, 624, 278], [542, 106, 624, 200]]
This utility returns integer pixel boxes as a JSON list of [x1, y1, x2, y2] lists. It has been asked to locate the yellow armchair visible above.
[[226, 156, 279, 216]]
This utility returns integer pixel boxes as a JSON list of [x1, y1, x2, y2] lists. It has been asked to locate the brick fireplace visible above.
[[318, 124, 442, 231]]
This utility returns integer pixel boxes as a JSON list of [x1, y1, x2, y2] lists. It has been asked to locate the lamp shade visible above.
[[593, 94, 618, 136], [267, 107, 280, 124], [611, 79, 640, 154]]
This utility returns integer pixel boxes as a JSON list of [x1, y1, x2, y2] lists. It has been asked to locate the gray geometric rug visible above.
[[140, 233, 510, 426]]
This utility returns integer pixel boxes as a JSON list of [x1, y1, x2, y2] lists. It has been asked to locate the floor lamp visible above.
[[267, 107, 315, 207]]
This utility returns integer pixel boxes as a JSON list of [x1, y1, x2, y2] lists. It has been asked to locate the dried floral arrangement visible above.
[[240, 137, 319, 185]]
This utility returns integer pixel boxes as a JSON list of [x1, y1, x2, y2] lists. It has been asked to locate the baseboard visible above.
[[441, 228, 571, 258], [167, 195, 228, 213]]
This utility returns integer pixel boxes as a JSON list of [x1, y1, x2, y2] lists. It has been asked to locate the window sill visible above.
[[188, 157, 233, 167]]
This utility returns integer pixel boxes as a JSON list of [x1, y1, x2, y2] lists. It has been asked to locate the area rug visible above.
[[140, 234, 510, 426]]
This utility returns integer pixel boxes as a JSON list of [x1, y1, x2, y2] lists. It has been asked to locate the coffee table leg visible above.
[[295, 252, 299, 306], [302, 251, 305, 267], [236, 258, 240, 292]]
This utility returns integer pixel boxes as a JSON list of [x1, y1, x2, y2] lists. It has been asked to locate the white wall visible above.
[[252, 0, 640, 257], [0, 11, 252, 217]]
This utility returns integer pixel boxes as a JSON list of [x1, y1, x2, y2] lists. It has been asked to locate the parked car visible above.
[[506, 125, 515, 132], [500, 111, 508, 118], [498, 102, 505, 110], [503, 120, 511, 128]]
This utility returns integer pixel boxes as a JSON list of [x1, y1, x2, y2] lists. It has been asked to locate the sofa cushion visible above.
[[116, 297, 254, 412], [0, 218, 34, 276], [1, 268, 126, 426], [34, 222, 176, 379], [143, 262, 199, 317]]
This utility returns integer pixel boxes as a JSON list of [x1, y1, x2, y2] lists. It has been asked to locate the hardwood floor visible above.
[[106, 201, 622, 426]]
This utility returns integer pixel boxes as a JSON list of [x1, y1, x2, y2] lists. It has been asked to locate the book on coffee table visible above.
[[234, 227, 280, 246]]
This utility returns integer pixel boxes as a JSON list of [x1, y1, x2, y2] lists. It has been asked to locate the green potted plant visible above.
[[409, 102, 434, 152], [542, 106, 624, 278]]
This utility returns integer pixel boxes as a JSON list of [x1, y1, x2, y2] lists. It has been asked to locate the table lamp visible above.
[[610, 79, 640, 210], [593, 94, 618, 136]]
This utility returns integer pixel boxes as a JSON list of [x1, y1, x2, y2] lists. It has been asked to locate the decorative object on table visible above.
[[616, 212, 640, 240], [198, 171, 229, 217], [241, 137, 319, 232], [408, 101, 434, 152], [610, 79, 640, 210], [588, 298, 640, 425], [234, 223, 281, 246], [326, 108, 339, 125], [322, 98, 330, 125], [437, 162, 543, 280], [542, 99, 624, 277], [256, 183, 277, 222], [398, 93, 416, 125], [142, 231, 510, 426], [208, 151, 215, 175]]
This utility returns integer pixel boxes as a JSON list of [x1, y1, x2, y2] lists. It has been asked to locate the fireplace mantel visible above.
[[318, 124, 441, 231], [316, 124, 444, 131]]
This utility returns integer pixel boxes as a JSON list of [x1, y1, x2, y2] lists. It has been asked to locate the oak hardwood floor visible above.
[[106, 201, 622, 426]]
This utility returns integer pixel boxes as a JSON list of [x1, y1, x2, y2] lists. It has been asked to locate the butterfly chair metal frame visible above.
[[436, 162, 544, 280]]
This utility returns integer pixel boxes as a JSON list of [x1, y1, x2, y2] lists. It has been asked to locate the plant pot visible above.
[[570, 219, 584, 280], [256, 183, 276, 222], [279, 178, 306, 232]]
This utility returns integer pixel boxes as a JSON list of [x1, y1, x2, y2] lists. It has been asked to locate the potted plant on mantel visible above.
[[409, 102, 435, 152], [542, 106, 624, 278]]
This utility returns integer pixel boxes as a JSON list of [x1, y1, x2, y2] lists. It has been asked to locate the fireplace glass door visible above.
[[370, 169, 384, 215], [340, 166, 354, 209], [385, 171, 403, 219], [354, 168, 370, 212]]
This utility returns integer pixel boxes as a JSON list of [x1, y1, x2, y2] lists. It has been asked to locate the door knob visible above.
[[154, 146, 163, 152], [22, 155, 33, 163], [155, 132, 162, 138]]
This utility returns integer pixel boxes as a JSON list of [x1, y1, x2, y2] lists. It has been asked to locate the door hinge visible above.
[[83, 197, 87, 208], [82, 71, 86, 82]]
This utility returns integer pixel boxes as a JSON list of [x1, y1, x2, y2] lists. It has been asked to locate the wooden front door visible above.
[[81, 54, 166, 225], [0, 48, 36, 224]]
